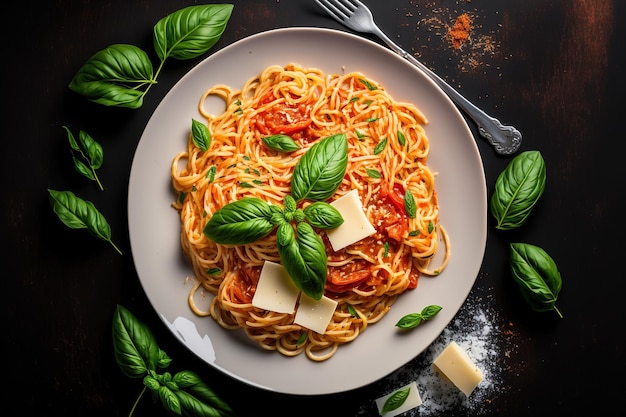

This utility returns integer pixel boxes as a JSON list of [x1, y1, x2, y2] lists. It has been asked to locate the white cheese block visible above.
[[374, 381, 422, 416], [327, 189, 376, 251], [251, 261, 300, 313], [432, 341, 484, 396], [294, 293, 338, 334]]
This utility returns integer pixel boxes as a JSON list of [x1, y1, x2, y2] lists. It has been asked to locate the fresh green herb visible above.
[[291, 133, 348, 202], [48, 189, 122, 255], [276, 221, 327, 299], [383, 241, 389, 257], [153, 4, 233, 61], [69, 44, 155, 109], [347, 304, 358, 317], [366, 117, 379, 123], [203, 134, 348, 300], [178, 191, 187, 204], [69, 5, 233, 108], [490, 150, 546, 230], [112, 305, 235, 417], [296, 332, 307, 346], [239, 182, 253, 188], [355, 129, 367, 140], [395, 305, 442, 329], [428, 220, 434, 234], [510, 243, 563, 318], [408, 230, 419, 236], [404, 189, 416, 219], [191, 118, 211, 151], [358, 78, 377, 90], [203, 197, 275, 245], [206, 166, 216, 182], [373, 137, 387, 155], [302, 202, 344, 229], [381, 387, 410, 414], [366, 168, 381, 178], [233, 99, 243, 114], [397, 130, 406, 147], [261, 134, 301, 152], [349, 97, 359, 103], [206, 267, 222, 276], [63, 126, 104, 190]]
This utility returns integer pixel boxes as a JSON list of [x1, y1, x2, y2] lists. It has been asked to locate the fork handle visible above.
[[373, 30, 521, 155]]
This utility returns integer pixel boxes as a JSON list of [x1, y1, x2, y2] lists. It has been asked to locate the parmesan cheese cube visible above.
[[375, 381, 422, 416], [432, 341, 483, 396], [252, 261, 300, 313], [327, 189, 376, 251], [294, 293, 338, 334]]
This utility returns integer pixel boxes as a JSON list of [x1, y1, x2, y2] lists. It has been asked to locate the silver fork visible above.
[[315, 0, 522, 155]]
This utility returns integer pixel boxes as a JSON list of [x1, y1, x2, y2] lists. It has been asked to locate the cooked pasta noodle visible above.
[[171, 63, 449, 361]]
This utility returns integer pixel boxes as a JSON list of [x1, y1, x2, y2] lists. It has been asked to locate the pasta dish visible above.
[[170, 63, 449, 361]]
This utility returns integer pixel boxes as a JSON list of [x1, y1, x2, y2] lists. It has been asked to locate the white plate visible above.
[[128, 27, 486, 395]]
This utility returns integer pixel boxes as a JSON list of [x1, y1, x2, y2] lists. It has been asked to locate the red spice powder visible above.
[[448, 13, 472, 49]]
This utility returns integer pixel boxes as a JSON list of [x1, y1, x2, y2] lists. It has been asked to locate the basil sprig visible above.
[[490, 150, 546, 230], [112, 305, 235, 416], [63, 126, 104, 190], [48, 189, 122, 255], [395, 305, 442, 329], [203, 133, 348, 300], [69, 4, 233, 108], [510, 243, 563, 318]]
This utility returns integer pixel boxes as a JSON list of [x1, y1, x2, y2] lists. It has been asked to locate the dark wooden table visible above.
[[5, 1, 622, 415]]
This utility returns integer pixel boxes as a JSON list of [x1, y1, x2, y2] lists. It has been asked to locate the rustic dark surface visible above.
[[4, 0, 622, 415]]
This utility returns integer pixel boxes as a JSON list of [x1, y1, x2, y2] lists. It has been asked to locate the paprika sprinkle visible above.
[[448, 13, 472, 49]]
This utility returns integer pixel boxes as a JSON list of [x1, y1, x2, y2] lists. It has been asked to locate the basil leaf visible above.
[[173, 371, 235, 417], [420, 304, 442, 320], [510, 243, 563, 317], [68, 44, 155, 109], [358, 78, 377, 90], [72, 157, 94, 180], [158, 385, 182, 415], [47, 189, 122, 254], [284, 194, 297, 213], [291, 133, 348, 202], [78, 129, 104, 169], [276, 222, 326, 300], [153, 4, 233, 61], [404, 189, 416, 219], [381, 387, 410, 413], [63, 126, 105, 190], [191, 118, 211, 151], [203, 197, 275, 244], [261, 134, 301, 152], [111, 305, 164, 379], [395, 305, 441, 329], [373, 137, 387, 155], [397, 130, 406, 146], [396, 313, 423, 329], [303, 202, 344, 229], [490, 150, 546, 230], [366, 168, 381, 178]]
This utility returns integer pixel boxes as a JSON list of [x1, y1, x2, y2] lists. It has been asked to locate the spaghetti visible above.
[[171, 63, 449, 361]]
